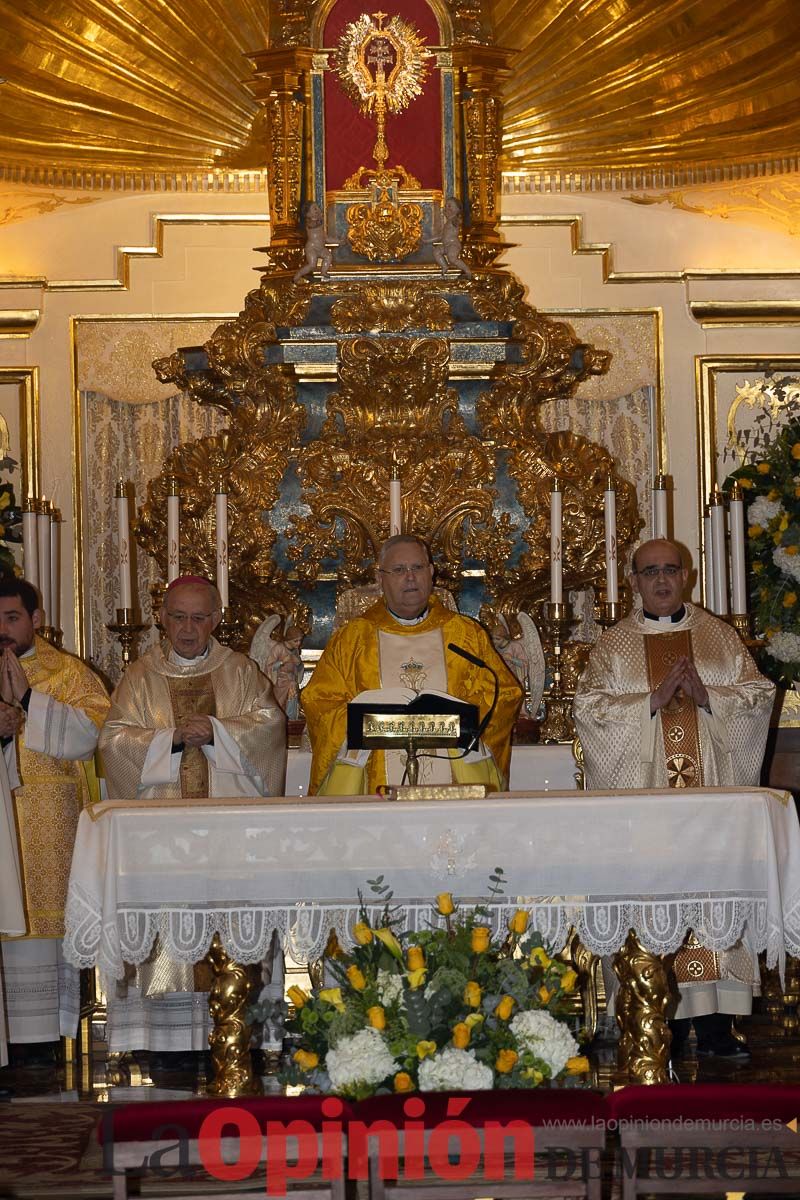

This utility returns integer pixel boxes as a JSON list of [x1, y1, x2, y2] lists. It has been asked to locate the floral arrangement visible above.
[[279, 874, 588, 1099], [0, 454, 22, 576], [725, 388, 800, 686]]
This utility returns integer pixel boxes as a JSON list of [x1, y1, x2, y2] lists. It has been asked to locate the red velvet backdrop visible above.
[[323, 0, 443, 191]]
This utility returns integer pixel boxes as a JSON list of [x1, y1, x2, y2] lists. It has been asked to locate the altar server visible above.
[[303, 535, 522, 795], [573, 538, 775, 1059], [99, 574, 286, 1054], [0, 576, 109, 1062]]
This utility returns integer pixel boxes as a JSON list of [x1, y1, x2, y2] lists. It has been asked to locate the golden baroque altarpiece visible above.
[[138, 0, 643, 683]]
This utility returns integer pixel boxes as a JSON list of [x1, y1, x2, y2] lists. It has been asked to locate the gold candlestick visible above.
[[107, 608, 149, 669], [539, 599, 577, 743]]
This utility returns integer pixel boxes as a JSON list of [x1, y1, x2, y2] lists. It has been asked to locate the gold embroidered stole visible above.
[[644, 630, 704, 789], [645, 630, 716, 981], [167, 674, 216, 799]]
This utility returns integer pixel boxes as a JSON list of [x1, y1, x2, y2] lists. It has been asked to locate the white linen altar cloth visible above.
[[63, 788, 800, 985]]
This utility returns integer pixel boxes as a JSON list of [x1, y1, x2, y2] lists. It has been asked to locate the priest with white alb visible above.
[[573, 537, 775, 1060], [98, 574, 286, 1057]]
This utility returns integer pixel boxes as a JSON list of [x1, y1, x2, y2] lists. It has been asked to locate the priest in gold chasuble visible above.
[[573, 538, 775, 1058], [98, 575, 286, 1054], [303, 536, 522, 795], [0, 576, 109, 1056]]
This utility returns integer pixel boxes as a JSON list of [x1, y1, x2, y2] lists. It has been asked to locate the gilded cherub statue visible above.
[[433, 196, 473, 279], [293, 201, 334, 283]]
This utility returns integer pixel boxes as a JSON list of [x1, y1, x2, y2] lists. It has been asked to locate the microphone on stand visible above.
[[447, 642, 499, 754]]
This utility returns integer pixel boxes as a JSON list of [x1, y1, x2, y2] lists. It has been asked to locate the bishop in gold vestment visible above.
[[0, 578, 109, 1052], [98, 576, 286, 1053], [573, 539, 775, 1055], [303, 536, 522, 795]]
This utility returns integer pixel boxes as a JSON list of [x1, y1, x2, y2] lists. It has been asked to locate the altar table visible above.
[[65, 787, 800, 985]]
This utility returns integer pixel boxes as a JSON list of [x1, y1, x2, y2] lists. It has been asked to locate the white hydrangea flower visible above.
[[377, 968, 403, 1006], [766, 631, 800, 664], [510, 1008, 579, 1077], [773, 547, 800, 584], [418, 1047, 493, 1092], [748, 496, 783, 529], [326, 1027, 398, 1092]]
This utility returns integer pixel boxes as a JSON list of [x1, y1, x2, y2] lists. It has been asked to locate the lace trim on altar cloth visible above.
[[63, 883, 800, 984]]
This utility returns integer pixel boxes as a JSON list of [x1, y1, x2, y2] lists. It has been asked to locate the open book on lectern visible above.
[[346, 688, 480, 752]]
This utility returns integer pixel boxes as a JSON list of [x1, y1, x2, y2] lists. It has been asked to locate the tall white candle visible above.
[[710, 491, 728, 617], [603, 476, 619, 604], [49, 508, 61, 631], [550, 479, 563, 605], [389, 476, 402, 537], [728, 483, 747, 615], [652, 473, 668, 540], [37, 500, 51, 623], [167, 477, 180, 584], [703, 508, 716, 614], [22, 499, 39, 590], [215, 484, 229, 608], [116, 481, 133, 610]]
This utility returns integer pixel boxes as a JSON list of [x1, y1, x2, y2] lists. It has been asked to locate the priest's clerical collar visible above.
[[169, 645, 211, 666], [388, 606, 429, 626], [643, 604, 686, 624]]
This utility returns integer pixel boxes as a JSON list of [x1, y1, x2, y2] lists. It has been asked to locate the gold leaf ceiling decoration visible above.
[[0, 0, 798, 188]]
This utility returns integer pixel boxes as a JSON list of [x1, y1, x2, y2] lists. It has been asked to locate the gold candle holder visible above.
[[539, 599, 577, 743], [594, 598, 622, 630], [215, 605, 240, 648], [107, 607, 149, 669]]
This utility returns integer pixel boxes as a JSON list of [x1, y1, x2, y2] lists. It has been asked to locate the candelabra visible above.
[[539, 599, 577, 743], [107, 608, 148, 669]]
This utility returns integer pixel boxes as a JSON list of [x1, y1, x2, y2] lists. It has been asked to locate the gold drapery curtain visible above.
[[82, 390, 227, 682]]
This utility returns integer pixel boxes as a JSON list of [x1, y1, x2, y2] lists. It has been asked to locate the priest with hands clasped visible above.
[[302, 535, 522, 795], [573, 537, 775, 1061], [99, 574, 286, 1058]]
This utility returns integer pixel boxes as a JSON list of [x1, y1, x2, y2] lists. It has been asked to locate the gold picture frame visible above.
[[0, 366, 41, 500]]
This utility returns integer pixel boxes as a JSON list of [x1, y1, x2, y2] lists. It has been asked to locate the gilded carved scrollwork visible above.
[[135, 396, 308, 649], [288, 334, 513, 592], [331, 284, 453, 332]]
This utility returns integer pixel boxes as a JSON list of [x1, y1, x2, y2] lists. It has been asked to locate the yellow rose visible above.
[[293, 1049, 319, 1071], [452, 1022, 471, 1048], [769, 489, 780, 500], [495, 995, 515, 1021], [748, 525, 763, 538], [367, 1005, 386, 1030], [416, 1040, 437, 1060], [738, 477, 754, 488], [463, 981, 482, 1008], [508, 909, 529, 935], [774, 532, 783, 545], [436, 892, 455, 915], [373, 928, 403, 958], [287, 985, 309, 1009], [560, 969, 578, 994], [407, 946, 425, 970], [529, 946, 552, 970], [566, 1055, 591, 1074], [539, 985, 555, 1004], [464, 1012, 485, 1030], [407, 967, 426, 990], [781, 515, 790, 531], [470, 926, 491, 952], [521, 1067, 544, 1084], [753, 562, 764, 573], [792, 442, 800, 460], [787, 546, 799, 556], [353, 922, 373, 945], [495, 1048, 518, 1074], [394, 1072, 414, 1093], [784, 592, 797, 608], [319, 987, 345, 1012], [346, 965, 367, 991], [757, 462, 771, 474]]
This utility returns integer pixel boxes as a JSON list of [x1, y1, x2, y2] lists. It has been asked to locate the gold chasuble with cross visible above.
[[573, 603, 774, 792], [302, 596, 522, 795]]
